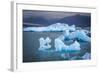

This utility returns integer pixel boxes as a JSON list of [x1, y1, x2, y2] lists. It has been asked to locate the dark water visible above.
[[23, 31, 91, 62]]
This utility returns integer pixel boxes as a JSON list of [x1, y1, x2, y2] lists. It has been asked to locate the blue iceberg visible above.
[[82, 53, 91, 59], [65, 30, 90, 42], [38, 37, 51, 51], [54, 36, 81, 52]]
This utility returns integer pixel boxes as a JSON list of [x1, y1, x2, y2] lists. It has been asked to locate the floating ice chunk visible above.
[[63, 30, 70, 38], [48, 23, 69, 31], [45, 37, 51, 43], [67, 31, 77, 40], [55, 38, 68, 51], [23, 27, 47, 32], [38, 37, 51, 51], [65, 30, 90, 42], [82, 53, 91, 59], [69, 25, 76, 31], [60, 41, 81, 58], [23, 27, 34, 31], [58, 35, 65, 41], [82, 29, 90, 34], [55, 35, 81, 51], [68, 41, 81, 51], [23, 23, 76, 32], [59, 41, 81, 51], [76, 30, 91, 42]]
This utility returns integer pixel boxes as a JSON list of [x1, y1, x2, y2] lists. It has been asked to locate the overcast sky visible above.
[[23, 10, 91, 27], [23, 10, 90, 20]]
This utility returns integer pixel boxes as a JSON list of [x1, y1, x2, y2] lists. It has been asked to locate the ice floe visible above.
[[65, 30, 90, 42], [38, 37, 51, 51], [54, 36, 81, 52], [55, 38, 68, 51], [82, 53, 91, 59], [23, 23, 76, 32]]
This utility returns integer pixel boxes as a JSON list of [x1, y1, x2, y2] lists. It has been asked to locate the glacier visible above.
[[82, 53, 91, 59], [23, 23, 76, 32]]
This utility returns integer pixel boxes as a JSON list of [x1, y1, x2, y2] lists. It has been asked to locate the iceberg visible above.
[[38, 37, 51, 51], [69, 25, 76, 32], [54, 35, 81, 52], [55, 38, 68, 51], [65, 30, 90, 42], [23, 23, 76, 32], [82, 53, 91, 59], [64, 31, 77, 40], [76, 30, 91, 42], [68, 41, 81, 51], [23, 27, 48, 32], [63, 30, 70, 38], [48, 23, 68, 31]]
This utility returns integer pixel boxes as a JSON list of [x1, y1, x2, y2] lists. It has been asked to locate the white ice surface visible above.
[[54, 37, 81, 51], [82, 53, 91, 59], [38, 37, 51, 51], [23, 23, 76, 32]]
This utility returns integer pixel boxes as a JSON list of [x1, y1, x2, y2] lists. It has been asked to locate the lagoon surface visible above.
[[23, 10, 91, 62], [23, 31, 91, 62]]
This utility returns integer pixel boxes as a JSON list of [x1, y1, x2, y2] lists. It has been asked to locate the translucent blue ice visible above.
[[38, 37, 51, 51], [55, 38, 68, 51], [23, 22, 90, 44], [66, 30, 90, 42], [54, 36, 81, 52], [68, 41, 81, 51], [23, 23, 76, 32], [76, 30, 91, 42], [82, 53, 91, 59]]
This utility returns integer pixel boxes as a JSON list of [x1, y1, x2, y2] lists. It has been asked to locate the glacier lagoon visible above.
[[23, 23, 91, 62]]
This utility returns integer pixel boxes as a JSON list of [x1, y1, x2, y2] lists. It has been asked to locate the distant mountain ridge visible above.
[[23, 14, 91, 27], [59, 14, 91, 27]]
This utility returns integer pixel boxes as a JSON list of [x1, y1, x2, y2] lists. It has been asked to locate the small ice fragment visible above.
[[82, 53, 91, 59], [68, 41, 81, 51], [54, 38, 68, 51]]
